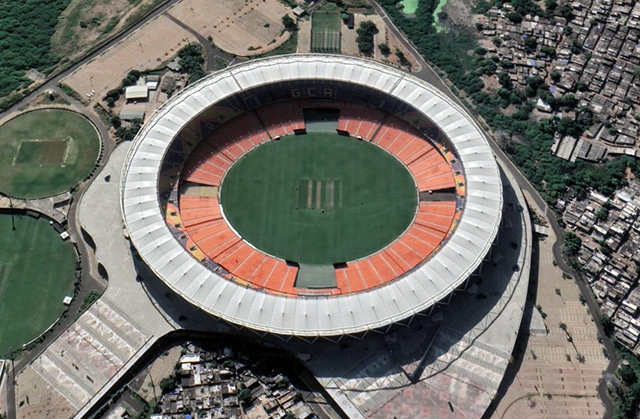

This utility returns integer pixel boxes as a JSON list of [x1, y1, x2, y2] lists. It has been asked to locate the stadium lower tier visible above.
[[166, 101, 464, 296]]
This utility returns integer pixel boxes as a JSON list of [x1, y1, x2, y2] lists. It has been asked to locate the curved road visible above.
[[366, 0, 618, 415]]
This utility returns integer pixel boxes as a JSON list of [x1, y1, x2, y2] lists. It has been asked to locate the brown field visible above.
[[170, 0, 292, 56], [62, 14, 197, 101], [61, 0, 293, 102]]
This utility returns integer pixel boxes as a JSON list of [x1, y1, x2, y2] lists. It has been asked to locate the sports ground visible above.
[[311, 12, 341, 53], [0, 214, 76, 356], [0, 109, 101, 198], [220, 133, 418, 265]]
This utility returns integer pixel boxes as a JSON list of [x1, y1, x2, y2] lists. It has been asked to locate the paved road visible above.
[[367, 0, 618, 416], [165, 13, 236, 72]]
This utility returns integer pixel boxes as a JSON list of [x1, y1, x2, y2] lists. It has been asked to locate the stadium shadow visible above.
[[129, 167, 529, 418]]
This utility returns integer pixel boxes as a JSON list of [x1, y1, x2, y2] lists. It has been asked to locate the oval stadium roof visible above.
[[121, 55, 502, 337]]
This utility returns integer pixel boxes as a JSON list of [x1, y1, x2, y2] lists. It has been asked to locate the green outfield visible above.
[[220, 133, 417, 264], [0, 109, 101, 198], [0, 214, 76, 356]]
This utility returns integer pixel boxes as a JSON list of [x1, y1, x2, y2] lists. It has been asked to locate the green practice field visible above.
[[0, 109, 101, 198], [311, 12, 341, 53], [220, 133, 417, 265], [0, 214, 76, 356]]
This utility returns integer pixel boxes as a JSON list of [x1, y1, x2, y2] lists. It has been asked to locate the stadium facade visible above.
[[121, 54, 502, 338]]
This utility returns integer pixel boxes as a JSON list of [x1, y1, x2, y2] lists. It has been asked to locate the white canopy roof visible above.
[[121, 55, 502, 337]]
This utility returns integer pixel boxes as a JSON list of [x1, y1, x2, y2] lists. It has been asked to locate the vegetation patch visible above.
[[0, 214, 76, 357], [0, 0, 71, 108]]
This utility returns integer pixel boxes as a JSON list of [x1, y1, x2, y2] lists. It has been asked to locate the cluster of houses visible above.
[[152, 345, 315, 419], [477, 0, 640, 162], [561, 181, 640, 353]]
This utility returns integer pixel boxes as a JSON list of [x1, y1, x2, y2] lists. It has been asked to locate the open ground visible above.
[[0, 109, 100, 198], [51, 0, 165, 65], [62, 0, 292, 102], [220, 133, 417, 265], [488, 195, 608, 419], [0, 214, 77, 357]]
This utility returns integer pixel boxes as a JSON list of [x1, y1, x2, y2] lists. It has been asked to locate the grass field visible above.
[[0, 109, 100, 198], [0, 214, 76, 357], [311, 12, 341, 53], [220, 133, 417, 265], [400, 0, 419, 14]]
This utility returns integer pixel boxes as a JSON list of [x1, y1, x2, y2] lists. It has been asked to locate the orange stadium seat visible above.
[[368, 252, 403, 282], [217, 242, 257, 274], [343, 263, 366, 293], [194, 221, 241, 258], [262, 260, 291, 291], [233, 250, 267, 280], [355, 259, 383, 288], [251, 257, 279, 288]]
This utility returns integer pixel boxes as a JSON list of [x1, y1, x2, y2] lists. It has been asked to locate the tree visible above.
[[497, 72, 513, 89], [563, 232, 582, 256], [559, 3, 574, 21], [356, 21, 379, 56], [238, 388, 253, 405], [282, 14, 296, 31], [378, 43, 390, 56], [619, 364, 636, 385], [540, 45, 556, 56], [506, 11, 522, 23], [177, 44, 205, 83], [474, 47, 487, 56], [159, 376, 178, 394], [523, 36, 537, 54], [111, 115, 122, 129], [596, 206, 609, 221], [550, 71, 561, 83], [395, 48, 410, 67], [600, 315, 614, 337]]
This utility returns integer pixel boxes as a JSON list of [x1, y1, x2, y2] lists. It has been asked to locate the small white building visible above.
[[125, 85, 149, 101]]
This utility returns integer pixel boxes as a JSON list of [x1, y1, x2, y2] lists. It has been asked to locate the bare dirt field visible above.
[[443, 0, 480, 30], [298, 20, 312, 53], [169, 0, 292, 56], [52, 0, 165, 64], [61, 0, 293, 103], [61, 14, 196, 101]]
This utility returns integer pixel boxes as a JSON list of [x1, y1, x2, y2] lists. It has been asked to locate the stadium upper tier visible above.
[[121, 55, 502, 337]]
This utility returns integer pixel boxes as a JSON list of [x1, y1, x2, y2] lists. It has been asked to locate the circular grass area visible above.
[[220, 133, 418, 265], [0, 214, 76, 356], [0, 109, 101, 198]]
